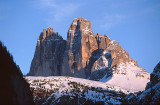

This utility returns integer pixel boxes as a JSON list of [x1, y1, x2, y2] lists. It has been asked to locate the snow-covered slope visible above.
[[25, 76, 141, 104], [124, 62, 160, 104], [99, 62, 150, 91], [25, 76, 138, 94]]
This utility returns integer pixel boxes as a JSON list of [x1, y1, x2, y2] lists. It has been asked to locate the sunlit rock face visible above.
[[95, 33, 111, 50], [28, 27, 66, 76], [61, 17, 98, 78]]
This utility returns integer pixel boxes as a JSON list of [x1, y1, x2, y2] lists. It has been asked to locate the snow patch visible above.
[[103, 62, 150, 91]]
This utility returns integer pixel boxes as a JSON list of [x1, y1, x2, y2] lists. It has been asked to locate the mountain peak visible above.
[[41, 27, 55, 40], [73, 17, 89, 23], [39, 27, 63, 42], [28, 17, 149, 91], [47, 27, 54, 35], [71, 17, 89, 27], [68, 17, 94, 37]]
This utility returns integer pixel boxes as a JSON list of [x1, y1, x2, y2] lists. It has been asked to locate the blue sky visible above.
[[0, 0, 160, 74]]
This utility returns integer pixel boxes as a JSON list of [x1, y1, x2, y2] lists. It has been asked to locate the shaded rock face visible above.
[[91, 51, 112, 72], [61, 17, 98, 78], [124, 93, 136, 104], [150, 62, 160, 86], [28, 27, 66, 76], [137, 62, 160, 104], [145, 62, 160, 90], [0, 42, 34, 105]]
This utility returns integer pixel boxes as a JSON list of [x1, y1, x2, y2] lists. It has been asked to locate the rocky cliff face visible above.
[[136, 62, 160, 104], [0, 42, 34, 105], [28, 27, 66, 76], [28, 17, 149, 90], [61, 17, 98, 78], [148, 62, 160, 88]]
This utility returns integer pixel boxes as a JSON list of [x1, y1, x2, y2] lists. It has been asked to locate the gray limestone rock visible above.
[[27, 27, 66, 76]]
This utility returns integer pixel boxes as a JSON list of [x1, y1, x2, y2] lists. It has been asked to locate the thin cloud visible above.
[[53, 3, 80, 22], [40, 0, 56, 7], [110, 0, 141, 9], [30, 0, 80, 23], [99, 14, 126, 30], [30, 0, 56, 8]]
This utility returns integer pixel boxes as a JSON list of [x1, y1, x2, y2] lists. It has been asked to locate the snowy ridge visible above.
[[101, 62, 150, 91], [25, 76, 132, 104], [25, 76, 140, 94]]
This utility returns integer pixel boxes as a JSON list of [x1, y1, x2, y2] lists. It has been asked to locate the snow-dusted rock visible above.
[[150, 62, 160, 86], [136, 62, 160, 105], [124, 93, 136, 104], [25, 76, 131, 105]]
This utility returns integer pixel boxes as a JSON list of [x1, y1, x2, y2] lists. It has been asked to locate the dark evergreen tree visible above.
[[0, 41, 34, 105]]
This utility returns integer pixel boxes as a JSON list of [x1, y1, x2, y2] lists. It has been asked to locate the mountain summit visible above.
[[61, 17, 98, 78], [27, 17, 149, 91]]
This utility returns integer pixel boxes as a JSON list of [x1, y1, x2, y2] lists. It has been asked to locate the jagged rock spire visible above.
[[61, 17, 98, 78], [27, 27, 66, 76]]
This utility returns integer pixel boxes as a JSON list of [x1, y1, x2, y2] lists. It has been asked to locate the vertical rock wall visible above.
[[28, 27, 66, 76], [61, 17, 98, 78]]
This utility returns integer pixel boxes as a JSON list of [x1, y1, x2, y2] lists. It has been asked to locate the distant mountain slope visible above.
[[0, 41, 34, 105], [27, 17, 149, 91]]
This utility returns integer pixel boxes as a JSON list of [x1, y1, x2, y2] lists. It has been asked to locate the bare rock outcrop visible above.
[[27, 27, 66, 76], [96, 33, 111, 50], [105, 40, 139, 69]]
